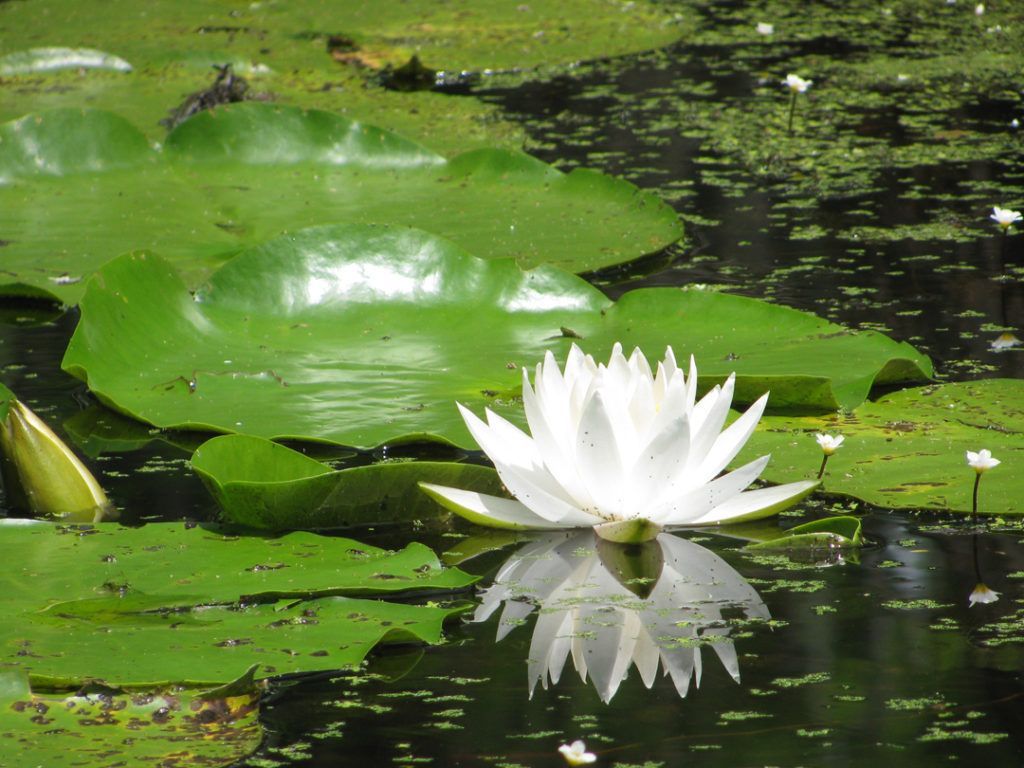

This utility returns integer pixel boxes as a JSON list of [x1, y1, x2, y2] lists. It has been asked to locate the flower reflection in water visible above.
[[474, 531, 769, 703]]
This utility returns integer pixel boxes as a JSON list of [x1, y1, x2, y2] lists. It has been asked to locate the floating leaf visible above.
[[0, 47, 132, 75], [0, 104, 683, 302], [0, 521, 474, 687], [749, 380, 1024, 515], [0, 0, 681, 147], [744, 516, 863, 551], [192, 435, 503, 531], [0, 669, 262, 767], [63, 224, 932, 449]]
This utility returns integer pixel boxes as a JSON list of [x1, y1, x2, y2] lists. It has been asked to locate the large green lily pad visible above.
[[0, 521, 474, 687], [748, 380, 1024, 515], [0, 0, 681, 76], [193, 434, 503, 531], [0, 1, 681, 143], [0, 668, 261, 767], [63, 223, 932, 449], [0, 104, 683, 303]]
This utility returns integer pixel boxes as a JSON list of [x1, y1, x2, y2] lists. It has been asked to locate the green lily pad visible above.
[[192, 434, 503, 531], [0, 104, 683, 303], [0, 0, 681, 145], [745, 516, 863, 551], [749, 380, 1024, 515], [0, 669, 262, 767], [62, 223, 932, 449], [0, 521, 474, 687]]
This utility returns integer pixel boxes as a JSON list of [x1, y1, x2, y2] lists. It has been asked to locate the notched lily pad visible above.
[[749, 380, 1024, 515], [62, 224, 932, 449], [0, 103, 683, 303], [0, 669, 262, 767], [0, 521, 474, 688]]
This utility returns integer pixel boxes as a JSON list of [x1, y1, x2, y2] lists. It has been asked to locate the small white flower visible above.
[[991, 332, 1021, 351], [815, 433, 845, 455], [991, 206, 1023, 230], [783, 73, 812, 93], [975, 3, 984, 15], [969, 583, 1000, 606], [1012, 118, 1021, 129], [559, 740, 597, 766], [756, 22, 774, 35], [966, 449, 1000, 473]]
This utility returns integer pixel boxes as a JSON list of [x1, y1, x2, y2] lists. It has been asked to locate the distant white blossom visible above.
[[975, 3, 984, 15], [756, 22, 774, 35], [559, 740, 597, 766], [966, 449, 1000, 473], [991, 206, 1022, 231], [969, 583, 1000, 607], [815, 433, 845, 455], [783, 73, 812, 93], [991, 332, 1021, 352]]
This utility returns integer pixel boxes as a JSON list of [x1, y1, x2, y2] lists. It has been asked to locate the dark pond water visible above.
[[2, 4, 1023, 767]]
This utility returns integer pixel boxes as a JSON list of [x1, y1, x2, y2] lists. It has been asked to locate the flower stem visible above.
[[787, 92, 797, 134], [972, 472, 981, 516], [817, 454, 828, 480]]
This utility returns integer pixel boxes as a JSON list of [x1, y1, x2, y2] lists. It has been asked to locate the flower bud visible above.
[[0, 397, 114, 521]]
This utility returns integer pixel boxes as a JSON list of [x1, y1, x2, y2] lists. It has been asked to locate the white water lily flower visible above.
[[783, 73, 812, 93], [421, 344, 817, 543], [815, 433, 845, 455], [966, 449, 1000, 473], [990, 206, 1022, 230], [756, 22, 775, 35], [558, 740, 596, 766], [969, 583, 1000, 606], [990, 332, 1021, 351]]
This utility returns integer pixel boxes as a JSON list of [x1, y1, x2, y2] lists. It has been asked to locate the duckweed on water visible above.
[[881, 599, 955, 610], [718, 711, 772, 723], [771, 672, 830, 689]]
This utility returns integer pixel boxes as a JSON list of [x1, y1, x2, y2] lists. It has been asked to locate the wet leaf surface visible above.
[[62, 224, 930, 449], [0, 521, 474, 687], [0, 104, 682, 303], [749, 380, 1024, 515]]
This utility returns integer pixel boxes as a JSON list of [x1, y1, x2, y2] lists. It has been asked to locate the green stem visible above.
[[972, 472, 981, 516], [817, 454, 828, 480], [787, 91, 797, 134]]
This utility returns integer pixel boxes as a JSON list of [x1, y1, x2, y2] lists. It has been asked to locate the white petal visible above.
[[575, 390, 626, 519], [458, 402, 532, 471], [419, 483, 570, 529], [458, 404, 590, 524], [521, 374, 592, 505], [689, 374, 735, 464], [627, 413, 691, 511], [650, 454, 770, 524], [694, 392, 768, 484], [685, 479, 818, 525]]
